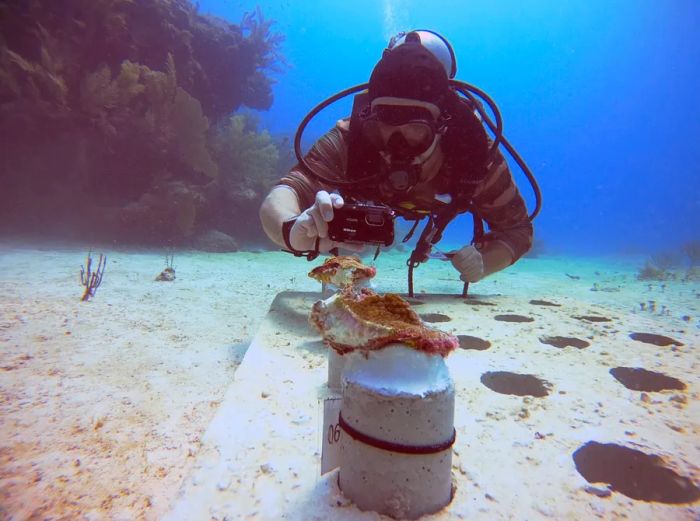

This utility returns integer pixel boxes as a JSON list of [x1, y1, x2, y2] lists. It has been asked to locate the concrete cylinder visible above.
[[338, 344, 455, 520], [327, 348, 346, 391]]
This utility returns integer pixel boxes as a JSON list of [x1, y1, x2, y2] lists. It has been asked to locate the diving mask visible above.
[[361, 97, 444, 156]]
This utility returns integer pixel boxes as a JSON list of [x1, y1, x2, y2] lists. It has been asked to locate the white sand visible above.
[[0, 244, 698, 520]]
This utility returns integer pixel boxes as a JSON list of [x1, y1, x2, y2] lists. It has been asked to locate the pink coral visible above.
[[308, 256, 376, 288], [309, 287, 457, 357]]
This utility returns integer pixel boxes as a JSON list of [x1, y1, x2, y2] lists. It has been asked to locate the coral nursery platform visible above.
[[164, 291, 699, 520]]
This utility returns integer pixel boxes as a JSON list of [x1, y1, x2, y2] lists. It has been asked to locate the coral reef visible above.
[[650, 251, 682, 271], [211, 114, 279, 194], [683, 240, 700, 263], [636, 261, 673, 282], [191, 229, 239, 252], [0, 0, 281, 121], [637, 242, 700, 282], [0, 0, 285, 246], [202, 113, 285, 243]]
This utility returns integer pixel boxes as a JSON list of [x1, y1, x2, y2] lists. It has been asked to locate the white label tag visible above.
[[320, 396, 343, 475]]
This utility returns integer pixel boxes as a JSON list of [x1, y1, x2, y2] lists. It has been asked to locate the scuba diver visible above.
[[260, 30, 541, 296]]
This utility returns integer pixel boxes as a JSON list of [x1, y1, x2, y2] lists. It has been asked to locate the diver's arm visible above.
[[477, 240, 516, 278], [260, 125, 357, 252], [470, 151, 534, 275], [259, 185, 303, 248], [260, 186, 361, 253]]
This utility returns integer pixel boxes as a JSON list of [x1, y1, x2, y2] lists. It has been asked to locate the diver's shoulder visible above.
[[310, 119, 350, 159], [315, 119, 350, 146], [334, 118, 351, 134], [316, 118, 351, 151]]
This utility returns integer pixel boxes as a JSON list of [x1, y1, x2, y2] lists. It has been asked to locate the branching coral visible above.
[[650, 251, 682, 271], [188, 4, 285, 115], [210, 113, 279, 195], [80, 251, 107, 301], [0, 46, 69, 109], [636, 262, 672, 282], [240, 6, 286, 72], [637, 242, 700, 282], [77, 55, 217, 193], [171, 87, 218, 179]]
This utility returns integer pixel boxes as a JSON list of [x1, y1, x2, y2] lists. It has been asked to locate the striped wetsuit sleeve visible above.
[[471, 150, 533, 261], [276, 126, 348, 211]]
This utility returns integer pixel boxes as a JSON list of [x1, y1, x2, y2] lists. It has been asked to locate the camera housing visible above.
[[328, 203, 395, 246]]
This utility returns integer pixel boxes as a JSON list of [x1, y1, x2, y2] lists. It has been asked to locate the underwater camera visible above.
[[328, 203, 396, 246]]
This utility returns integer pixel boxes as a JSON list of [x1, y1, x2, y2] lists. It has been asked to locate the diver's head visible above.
[[386, 30, 457, 79], [361, 41, 451, 192]]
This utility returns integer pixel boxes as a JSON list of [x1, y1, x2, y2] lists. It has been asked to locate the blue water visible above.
[[198, 0, 700, 255]]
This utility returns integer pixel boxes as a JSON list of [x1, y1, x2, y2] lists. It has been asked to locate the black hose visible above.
[[293, 83, 383, 187], [452, 81, 504, 156], [293, 80, 541, 220], [452, 80, 542, 221]]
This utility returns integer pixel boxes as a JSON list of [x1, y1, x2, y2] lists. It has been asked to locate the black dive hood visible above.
[[293, 79, 542, 222]]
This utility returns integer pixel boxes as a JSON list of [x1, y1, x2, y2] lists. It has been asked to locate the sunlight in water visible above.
[[382, 0, 410, 42]]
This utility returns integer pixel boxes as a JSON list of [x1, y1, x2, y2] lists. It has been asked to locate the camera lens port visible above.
[[365, 212, 385, 226]]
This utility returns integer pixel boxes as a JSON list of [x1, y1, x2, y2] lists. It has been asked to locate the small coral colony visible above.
[[308, 256, 458, 357]]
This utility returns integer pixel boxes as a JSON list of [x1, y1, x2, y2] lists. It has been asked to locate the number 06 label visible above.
[[321, 396, 343, 474]]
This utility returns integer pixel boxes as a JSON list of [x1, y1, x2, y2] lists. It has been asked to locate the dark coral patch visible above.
[[530, 299, 561, 307], [420, 313, 451, 323], [573, 442, 700, 503], [629, 332, 684, 347], [574, 315, 612, 323], [539, 336, 590, 349], [480, 371, 551, 397], [494, 314, 534, 323], [464, 299, 496, 306], [610, 367, 686, 392], [457, 335, 491, 351]]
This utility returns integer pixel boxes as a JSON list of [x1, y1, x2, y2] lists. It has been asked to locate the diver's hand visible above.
[[450, 245, 485, 282], [288, 191, 364, 253]]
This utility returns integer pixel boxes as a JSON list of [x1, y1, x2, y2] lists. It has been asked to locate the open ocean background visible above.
[[199, 0, 700, 256]]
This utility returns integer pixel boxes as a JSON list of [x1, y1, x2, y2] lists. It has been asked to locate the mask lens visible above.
[[362, 119, 435, 153], [375, 105, 433, 124], [399, 122, 432, 147], [361, 103, 439, 154]]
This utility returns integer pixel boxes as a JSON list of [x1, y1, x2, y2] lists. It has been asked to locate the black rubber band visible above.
[[281, 218, 320, 260], [338, 411, 456, 455], [281, 218, 299, 252]]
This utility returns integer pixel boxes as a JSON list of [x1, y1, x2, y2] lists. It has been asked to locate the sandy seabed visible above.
[[0, 243, 698, 520]]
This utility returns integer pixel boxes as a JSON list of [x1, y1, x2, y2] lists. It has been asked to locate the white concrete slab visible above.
[[164, 291, 700, 521]]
